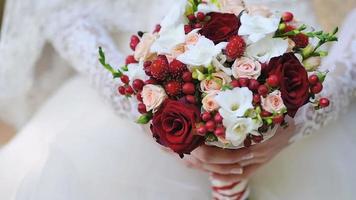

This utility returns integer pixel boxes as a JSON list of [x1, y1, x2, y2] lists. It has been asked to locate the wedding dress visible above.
[[0, 0, 355, 199]]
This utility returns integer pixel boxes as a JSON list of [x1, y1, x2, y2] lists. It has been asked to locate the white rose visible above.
[[232, 57, 261, 80], [224, 118, 261, 146], [177, 36, 227, 66], [238, 12, 281, 43], [141, 85, 167, 112], [215, 87, 254, 120]]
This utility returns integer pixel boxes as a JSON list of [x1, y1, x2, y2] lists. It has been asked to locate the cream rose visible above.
[[134, 33, 157, 61], [202, 91, 220, 112], [232, 57, 261, 80], [141, 84, 167, 112], [261, 90, 286, 114], [200, 72, 232, 92]]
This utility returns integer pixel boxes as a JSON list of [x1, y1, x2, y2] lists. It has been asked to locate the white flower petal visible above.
[[150, 24, 186, 54], [246, 37, 288, 63], [160, 0, 186, 31], [238, 13, 281, 43], [177, 36, 227, 66], [197, 3, 219, 14]]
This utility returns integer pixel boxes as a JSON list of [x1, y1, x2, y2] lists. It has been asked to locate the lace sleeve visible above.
[[292, 10, 356, 142], [42, 6, 139, 120]]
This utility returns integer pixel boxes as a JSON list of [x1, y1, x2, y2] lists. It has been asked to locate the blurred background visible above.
[[0, 0, 355, 146]]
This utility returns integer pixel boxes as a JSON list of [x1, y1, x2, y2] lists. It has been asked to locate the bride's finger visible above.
[[192, 145, 254, 164], [238, 157, 267, 167], [211, 164, 262, 182], [202, 163, 243, 175]]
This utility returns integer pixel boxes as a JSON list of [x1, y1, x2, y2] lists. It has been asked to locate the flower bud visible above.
[[301, 44, 314, 58], [303, 56, 321, 71]]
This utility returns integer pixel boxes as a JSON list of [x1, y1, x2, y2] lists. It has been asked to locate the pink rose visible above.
[[202, 91, 220, 112], [142, 84, 167, 112], [219, 0, 244, 16], [247, 5, 273, 18], [185, 31, 200, 46], [200, 72, 232, 92], [134, 33, 157, 61], [261, 90, 286, 114], [232, 57, 261, 80]]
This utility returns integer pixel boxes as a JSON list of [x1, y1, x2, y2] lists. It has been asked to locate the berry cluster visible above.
[[198, 112, 225, 137], [185, 12, 208, 33]]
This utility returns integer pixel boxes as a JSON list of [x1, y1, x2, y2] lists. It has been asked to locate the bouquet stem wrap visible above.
[[211, 178, 249, 200]]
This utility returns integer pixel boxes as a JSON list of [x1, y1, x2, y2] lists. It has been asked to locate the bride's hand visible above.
[[184, 118, 297, 182]]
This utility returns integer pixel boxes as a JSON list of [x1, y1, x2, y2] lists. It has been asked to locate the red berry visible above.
[[125, 55, 137, 65], [184, 25, 192, 34], [138, 103, 147, 114], [252, 135, 263, 143], [144, 61, 152, 76], [267, 75, 280, 87], [258, 85, 269, 96], [214, 113, 223, 124], [169, 59, 187, 78], [244, 137, 252, 148], [284, 25, 296, 33], [182, 71, 193, 82], [201, 112, 212, 122], [182, 82, 195, 95], [120, 75, 130, 84], [125, 86, 134, 95], [273, 115, 284, 124], [136, 92, 143, 102], [145, 78, 158, 85], [153, 24, 161, 33], [194, 23, 202, 29], [225, 36, 246, 59], [187, 14, 196, 21], [197, 126, 207, 135], [311, 82, 323, 94], [164, 80, 182, 96], [253, 94, 261, 104], [130, 35, 140, 51], [144, 61, 152, 68], [132, 79, 144, 91], [205, 120, 216, 132], [238, 78, 250, 88], [291, 33, 309, 48], [261, 110, 272, 117], [150, 56, 169, 81], [196, 12, 205, 21], [118, 86, 126, 95], [319, 98, 330, 108], [282, 12, 294, 22], [186, 95, 197, 104], [248, 79, 260, 91], [309, 75, 319, 85], [230, 79, 240, 88], [214, 127, 225, 137]]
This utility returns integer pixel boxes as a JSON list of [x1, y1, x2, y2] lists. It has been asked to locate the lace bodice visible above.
[[0, 0, 355, 138]]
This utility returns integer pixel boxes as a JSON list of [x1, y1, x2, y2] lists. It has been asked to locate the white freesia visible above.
[[224, 118, 261, 146], [160, 0, 186, 31], [196, 3, 219, 14], [177, 36, 227, 66], [150, 24, 186, 54], [215, 87, 253, 120], [246, 36, 288, 63], [238, 12, 280, 42], [126, 62, 148, 84]]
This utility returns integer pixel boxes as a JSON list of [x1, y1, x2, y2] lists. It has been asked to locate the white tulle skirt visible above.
[[0, 76, 355, 200]]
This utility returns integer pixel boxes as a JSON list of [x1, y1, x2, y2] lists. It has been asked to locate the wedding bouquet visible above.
[[98, 0, 337, 199]]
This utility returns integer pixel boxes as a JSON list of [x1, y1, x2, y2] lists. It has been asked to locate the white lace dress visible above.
[[0, 0, 355, 199]]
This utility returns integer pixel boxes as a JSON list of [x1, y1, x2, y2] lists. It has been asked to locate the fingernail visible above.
[[230, 168, 243, 174], [242, 153, 254, 160]]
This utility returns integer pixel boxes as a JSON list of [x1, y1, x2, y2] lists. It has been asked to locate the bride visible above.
[[0, 0, 355, 199]]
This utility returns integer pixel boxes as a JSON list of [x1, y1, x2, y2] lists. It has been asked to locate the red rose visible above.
[[199, 12, 240, 43], [150, 99, 204, 156], [266, 53, 310, 117]]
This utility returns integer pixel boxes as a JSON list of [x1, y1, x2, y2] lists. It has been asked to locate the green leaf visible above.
[[136, 113, 152, 124], [98, 47, 123, 78]]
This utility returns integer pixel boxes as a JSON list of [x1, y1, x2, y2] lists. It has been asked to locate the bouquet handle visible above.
[[210, 177, 249, 200]]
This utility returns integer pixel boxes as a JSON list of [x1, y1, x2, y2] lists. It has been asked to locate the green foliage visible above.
[[136, 112, 153, 124], [98, 47, 123, 78]]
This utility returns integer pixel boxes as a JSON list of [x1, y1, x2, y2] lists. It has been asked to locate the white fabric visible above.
[[0, 76, 210, 200]]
